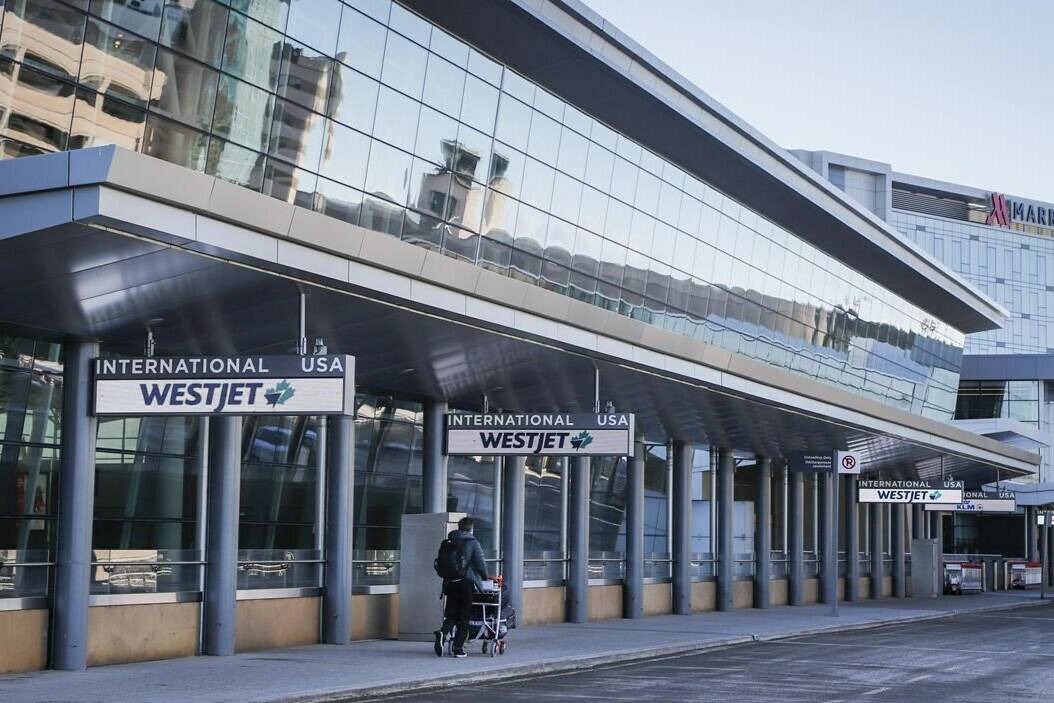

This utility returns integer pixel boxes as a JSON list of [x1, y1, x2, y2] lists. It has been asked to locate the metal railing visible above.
[[352, 549, 399, 586], [90, 549, 203, 596], [771, 551, 788, 579], [236, 549, 322, 591], [524, 551, 567, 581], [690, 552, 716, 580], [589, 551, 625, 581], [0, 550, 52, 600]]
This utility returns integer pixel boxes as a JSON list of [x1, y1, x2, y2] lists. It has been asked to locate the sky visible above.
[[583, 0, 1054, 201]]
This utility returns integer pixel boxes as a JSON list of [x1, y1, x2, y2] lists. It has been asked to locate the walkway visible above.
[[0, 592, 1046, 703]]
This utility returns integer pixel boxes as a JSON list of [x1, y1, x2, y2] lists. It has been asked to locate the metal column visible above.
[[821, 470, 838, 607], [754, 457, 772, 609], [1042, 515, 1050, 596], [501, 456, 525, 615], [844, 475, 860, 601], [672, 442, 693, 615], [716, 449, 735, 612], [1030, 507, 1041, 562], [203, 416, 242, 656], [624, 438, 645, 619], [422, 401, 448, 514], [322, 414, 353, 644], [51, 340, 99, 671], [892, 503, 906, 598], [567, 456, 590, 623], [870, 503, 883, 599], [788, 469, 804, 606], [911, 504, 925, 544]]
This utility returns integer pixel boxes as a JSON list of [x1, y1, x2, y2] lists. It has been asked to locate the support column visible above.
[[1029, 507, 1041, 562], [567, 456, 590, 623], [754, 457, 772, 609], [821, 470, 838, 606], [911, 504, 925, 544], [322, 414, 354, 644], [501, 456, 525, 615], [624, 438, 645, 619], [716, 449, 734, 611], [870, 503, 883, 599], [203, 416, 242, 656], [788, 469, 804, 606], [51, 340, 99, 671], [672, 442, 693, 615], [422, 401, 448, 514], [1043, 516, 1050, 592], [844, 475, 859, 601], [892, 503, 906, 598]]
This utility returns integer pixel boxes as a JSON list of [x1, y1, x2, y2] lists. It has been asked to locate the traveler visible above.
[[434, 516, 489, 658]]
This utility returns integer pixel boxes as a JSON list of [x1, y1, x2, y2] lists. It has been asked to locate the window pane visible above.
[[262, 157, 317, 207], [90, 0, 163, 40], [319, 119, 370, 189], [69, 87, 147, 151], [81, 17, 156, 106], [1, 0, 86, 83], [526, 110, 559, 164], [267, 96, 325, 171], [413, 105, 457, 167], [315, 175, 364, 226], [448, 173, 485, 233], [380, 31, 425, 98], [228, 0, 289, 32], [363, 138, 411, 205], [221, 10, 283, 92], [421, 53, 464, 119], [335, 5, 385, 78], [488, 143, 524, 199], [206, 137, 265, 190], [212, 74, 273, 152], [150, 48, 218, 130], [452, 122, 490, 186], [494, 94, 530, 152], [388, 2, 429, 45], [520, 156, 554, 211], [0, 64, 75, 152], [372, 84, 419, 152], [327, 63, 377, 133], [556, 126, 587, 180], [459, 73, 497, 135], [142, 112, 209, 170], [159, 0, 228, 67], [286, 0, 340, 54], [277, 42, 334, 112]]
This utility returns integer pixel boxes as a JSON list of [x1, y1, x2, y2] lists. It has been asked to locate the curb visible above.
[[278, 598, 1051, 703]]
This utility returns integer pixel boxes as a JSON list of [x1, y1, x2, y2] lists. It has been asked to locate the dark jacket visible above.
[[447, 529, 488, 592]]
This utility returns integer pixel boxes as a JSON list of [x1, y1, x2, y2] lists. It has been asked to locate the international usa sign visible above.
[[93, 355, 354, 416], [445, 413, 635, 456]]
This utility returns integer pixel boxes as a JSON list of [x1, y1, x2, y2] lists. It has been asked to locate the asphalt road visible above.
[[372, 605, 1054, 702]]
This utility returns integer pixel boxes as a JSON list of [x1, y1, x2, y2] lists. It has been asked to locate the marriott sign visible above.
[[986, 192, 1054, 229]]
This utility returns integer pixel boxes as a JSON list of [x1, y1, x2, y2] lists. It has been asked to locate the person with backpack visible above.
[[434, 516, 489, 658]]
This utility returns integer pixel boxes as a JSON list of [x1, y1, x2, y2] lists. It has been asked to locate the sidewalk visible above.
[[1, 592, 1047, 703]]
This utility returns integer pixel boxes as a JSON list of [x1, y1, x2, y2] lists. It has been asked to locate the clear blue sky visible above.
[[583, 0, 1054, 201]]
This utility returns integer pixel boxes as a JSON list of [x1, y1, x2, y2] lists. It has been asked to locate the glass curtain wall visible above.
[[690, 447, 712, 578], [523, 455, 563, 581], [0, 334, 62, 599], [589, 455, 627, 579], [93, 416, 201, 594], [643, 443, 669, 578], [0, 0, 966, 419], [732, 462, 756, 578], [238, 415, 321, 590]]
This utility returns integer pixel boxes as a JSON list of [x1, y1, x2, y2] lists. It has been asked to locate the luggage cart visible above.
[[960, 562, 983, 593], [440, 575, 513, 657], [1010, 561, 1042, 589], [943, 562, 963, 595]]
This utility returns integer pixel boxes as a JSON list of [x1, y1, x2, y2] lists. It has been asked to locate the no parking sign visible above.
[[836, 451, 861, 474]]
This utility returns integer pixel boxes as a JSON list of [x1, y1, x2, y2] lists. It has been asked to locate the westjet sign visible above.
[[93, 355, 354, 416], [858, 479, 964, 505], [445, 413, 635, 456]]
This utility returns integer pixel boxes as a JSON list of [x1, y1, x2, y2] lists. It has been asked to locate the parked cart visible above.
[[442, 575, 515, 657], [960, 562, 983, 593], [1010, 561, 1042, 589]]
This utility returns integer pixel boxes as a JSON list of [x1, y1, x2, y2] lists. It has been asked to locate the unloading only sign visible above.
[[857, 479, 964, 504], [445, 413, 635, 456], [93, 355, 354, 416]]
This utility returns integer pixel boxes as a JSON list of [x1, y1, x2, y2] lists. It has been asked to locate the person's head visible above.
[[458, 517, 474, 533]]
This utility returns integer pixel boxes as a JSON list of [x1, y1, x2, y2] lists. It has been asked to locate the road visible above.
[[372, 605, 1054, 702]]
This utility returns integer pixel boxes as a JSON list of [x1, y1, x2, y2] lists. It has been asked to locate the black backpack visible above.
[[434, 536, 469, 579]]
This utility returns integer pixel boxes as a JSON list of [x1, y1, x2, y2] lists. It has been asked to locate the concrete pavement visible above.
[[0, 592, 1047, 703]]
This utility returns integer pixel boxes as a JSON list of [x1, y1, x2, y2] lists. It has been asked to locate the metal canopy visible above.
[[0, 219, 1032, 488]]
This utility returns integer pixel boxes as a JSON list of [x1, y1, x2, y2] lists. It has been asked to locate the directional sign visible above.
[[445, 413, 635, 456], [93, 355, 354, 416], [858, 479, 964, 504], [924, 489, 1017, 513]]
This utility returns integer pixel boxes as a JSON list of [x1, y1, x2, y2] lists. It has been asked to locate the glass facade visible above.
[[0, 0, 964, 418]]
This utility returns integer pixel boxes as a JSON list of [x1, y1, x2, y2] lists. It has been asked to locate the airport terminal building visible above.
[[0, 0, 1039, 673]]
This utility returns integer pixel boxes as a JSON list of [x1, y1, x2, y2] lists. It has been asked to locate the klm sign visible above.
[[93, 355, 354, 416]]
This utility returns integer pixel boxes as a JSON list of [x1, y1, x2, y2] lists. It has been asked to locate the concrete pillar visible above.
[[1029, 507, 1041, 562], [788, 469, 804, 606], [716, 449, 734, 612], [624, 438, 645, 619], [501, 456, 525, 615], [51, 340, 98, 671], [844, 475, 859, 601], [821, 470, 838, 605], [567, 456, 590, 623], [892, 503, 906, 598], [870, 503, 883, 599], [203, 416, 242, 656], [672, 442, 693, 614], [422, 401, 448, 513], [753, 457, 772, 609], [322, 414, 354, 644]]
